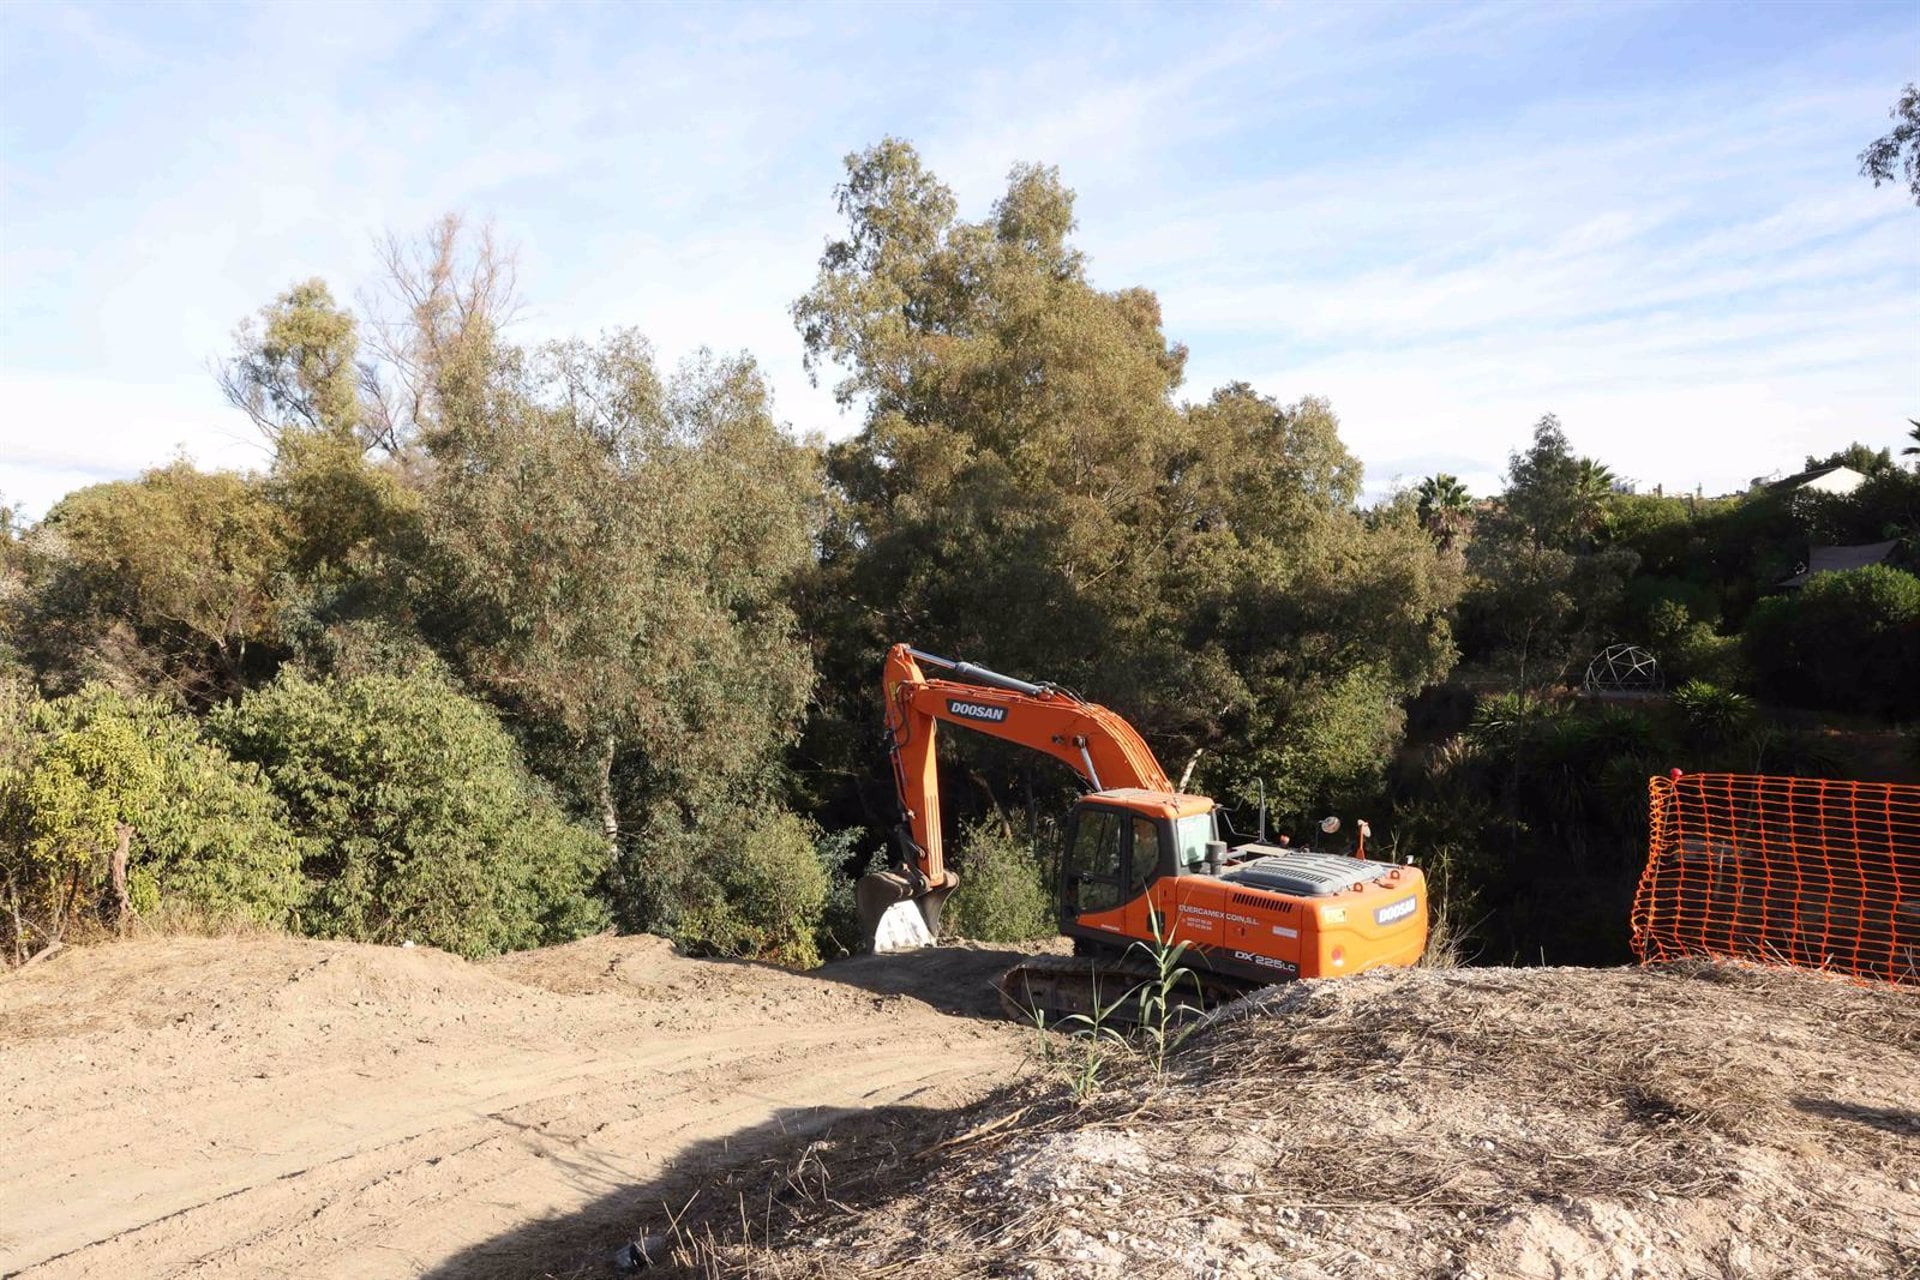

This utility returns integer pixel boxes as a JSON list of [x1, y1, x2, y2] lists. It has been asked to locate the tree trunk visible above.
[[965, 767, 1011, 836], [110, 823, 135, 934], [5, 874, 24, 966], [598, 735, 620, 866], [53, 861, 84, 944]]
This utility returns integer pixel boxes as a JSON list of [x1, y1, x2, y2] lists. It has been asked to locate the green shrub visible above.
[[0, 683, 305, 958], [1646, 598, 1743, 687], [1666, 621, 1743, 687], [211, 669, 608, 958], [677, 809, 830, 968], [944, 820, 1053, 943], [1668, 680, 1756, 746], [1743, 566, 1920, 717], [812, 826, 879, 960], [1257, 664, 1406, 817]]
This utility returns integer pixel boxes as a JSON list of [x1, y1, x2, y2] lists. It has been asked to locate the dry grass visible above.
[[125, 899, 291, 942], [1414, 888, 1478, 969], [640, 961, 1920, 1280], [4, 903, 288, 970]]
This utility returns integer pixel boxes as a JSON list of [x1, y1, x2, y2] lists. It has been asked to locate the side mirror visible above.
[[1205, 840, 1227, 875]]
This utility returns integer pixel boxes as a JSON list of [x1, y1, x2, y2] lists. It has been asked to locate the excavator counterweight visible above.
[[859, 644, 1429, 1020]]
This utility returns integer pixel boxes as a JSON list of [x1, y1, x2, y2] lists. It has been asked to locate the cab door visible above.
[[1061, 806, 1165, 939], [1061, 806, 1124, 934]]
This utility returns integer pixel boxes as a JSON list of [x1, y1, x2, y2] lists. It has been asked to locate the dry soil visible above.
[[0, 932, 1043, 1278], [7, 938, 1917, 1280], [679, 961, 1920, 1280]]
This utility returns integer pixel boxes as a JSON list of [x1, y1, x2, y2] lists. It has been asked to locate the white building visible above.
[[1761, 464, 1868, 497]]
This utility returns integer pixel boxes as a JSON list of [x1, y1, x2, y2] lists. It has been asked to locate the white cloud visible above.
[[0, 372, 266, 516], [1, 1, 1915, 519]]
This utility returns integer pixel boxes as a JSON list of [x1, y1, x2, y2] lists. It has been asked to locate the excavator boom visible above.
[[859, 644, 1178, 950], [883, 645, 1171, 884]]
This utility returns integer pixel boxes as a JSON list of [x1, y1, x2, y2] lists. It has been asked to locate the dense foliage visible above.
[[20, 464, 292, 705], [0, 682, 305, 959], [211, 669, 607, 958], [1743, 565, 1920, 716], [672, 810, 831, 969], [1390, 686, 1852, 964], [795, 141, 1460, 831], [944, 820, 1055, 944], [411, 337, 818, 913], [0, 140, 1913, 970]]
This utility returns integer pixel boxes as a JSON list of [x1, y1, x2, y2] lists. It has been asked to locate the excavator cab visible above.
[[1057, 792, 1214, 926]]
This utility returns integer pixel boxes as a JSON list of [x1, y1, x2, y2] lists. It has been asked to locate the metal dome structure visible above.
[[1583, 643, 1663, 695]]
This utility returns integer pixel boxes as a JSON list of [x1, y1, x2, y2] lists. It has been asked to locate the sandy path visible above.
[[0, 934, 1035, 1278]]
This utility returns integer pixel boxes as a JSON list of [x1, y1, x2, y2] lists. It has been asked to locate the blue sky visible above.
[[2, 0, 1916, 517]]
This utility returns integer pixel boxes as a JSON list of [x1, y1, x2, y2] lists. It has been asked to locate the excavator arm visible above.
[[858, 644, 1172, 950], [883, 644, 1171, 884]]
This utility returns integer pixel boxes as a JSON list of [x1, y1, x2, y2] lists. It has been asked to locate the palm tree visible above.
[[1903, 419, 1918, 458], [1416, 473, 1473, 551], [1572, 457, 1615, 540]]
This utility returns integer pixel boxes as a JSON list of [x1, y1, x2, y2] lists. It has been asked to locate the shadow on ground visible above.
[[801, 944, 1040, 1018], [416, 946, 1045, 1276], [417, 1087, 1019, 1280], [1792, 1095, 1920, 1135], [418, 947, 1043, 1278]]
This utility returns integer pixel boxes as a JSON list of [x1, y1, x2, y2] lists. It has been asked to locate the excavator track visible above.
[[995, 951, 1257, 1028]]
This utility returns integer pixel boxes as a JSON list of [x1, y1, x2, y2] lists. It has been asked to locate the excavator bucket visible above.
[[856, 869, 957, 953]]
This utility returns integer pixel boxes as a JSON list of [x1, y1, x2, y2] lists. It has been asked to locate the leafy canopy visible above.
[[794, 140, 1460, 821], [212, 669, 609, 957], [1742, 565, 1920, 717], [29, 464, 291, 705], [1858, 82, 1920, 204], [218, 278, 364, 445]]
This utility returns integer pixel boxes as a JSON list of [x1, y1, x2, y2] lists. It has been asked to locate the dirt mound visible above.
[[484, 933, 1053, 1023], [0, 933, 1036, 1278], [11, 938, 1914, 1279], [670, 962, 1920, 1279]]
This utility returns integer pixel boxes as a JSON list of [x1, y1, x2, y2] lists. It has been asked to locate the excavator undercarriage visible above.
[[995, 948, 1253, 1027]]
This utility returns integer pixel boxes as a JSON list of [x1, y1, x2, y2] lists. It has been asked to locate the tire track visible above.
[[1, 935, 1031, 1278]]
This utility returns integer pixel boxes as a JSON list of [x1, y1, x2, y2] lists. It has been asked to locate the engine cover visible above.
[[1219, 847, 1393, 897]]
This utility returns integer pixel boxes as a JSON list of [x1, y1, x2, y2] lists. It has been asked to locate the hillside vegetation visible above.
[[3, 141, 1917, 972]]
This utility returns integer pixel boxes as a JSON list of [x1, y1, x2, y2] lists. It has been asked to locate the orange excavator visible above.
[[857, 644, 1429, 1019]]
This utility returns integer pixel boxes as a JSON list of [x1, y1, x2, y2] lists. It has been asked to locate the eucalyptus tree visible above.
[[1859, 82, 1920, 204], [1462, 417, 1636, 690], [794, 139, 1460, 821], [412, 332, 818, 885], [217, 279, 365, 447]]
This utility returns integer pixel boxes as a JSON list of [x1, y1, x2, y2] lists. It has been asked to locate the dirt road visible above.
[[0, 933, 1039, 1278]]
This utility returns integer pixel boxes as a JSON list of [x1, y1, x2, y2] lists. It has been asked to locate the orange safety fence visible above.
[[1630, 771, 1919, 985]]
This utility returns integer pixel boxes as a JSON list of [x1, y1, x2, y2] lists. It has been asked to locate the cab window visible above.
[[1128, 817, 1161, 892], [1065, 809, 1124, 913], [1173, 812, 1214, 872]]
